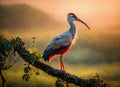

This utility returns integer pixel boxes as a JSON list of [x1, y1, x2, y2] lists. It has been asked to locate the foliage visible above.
[[88, 73, 109, 87], [22, 64, 31, 81], [27, 47, 43, 61], [55, 73, 109, 87], [55, 78, 65, 87], [22, 62, 41, 81], [22, 37, 42, 81], [0, 35, 42, 81], [0, 34, 12, 69], [0, 35, 12, 55]]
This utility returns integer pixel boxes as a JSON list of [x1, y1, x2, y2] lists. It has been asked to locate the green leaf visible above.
[[22, 73, 30, 81], [89, 73, 108, 87], [35, 72, 40, 76], [24, 66, 31, 73], [55, 78, 65, 87], [24, 67, 29, 73]]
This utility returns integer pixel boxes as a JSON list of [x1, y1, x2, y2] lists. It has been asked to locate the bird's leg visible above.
[[60, 55, 69, 87], [60, 55, 65, 71]]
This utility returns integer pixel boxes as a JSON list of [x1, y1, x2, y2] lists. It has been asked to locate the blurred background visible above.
[[0, 0, 120, 87]]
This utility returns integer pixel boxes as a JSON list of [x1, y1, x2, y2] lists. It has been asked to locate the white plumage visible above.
[[46, 31, 73, 50]]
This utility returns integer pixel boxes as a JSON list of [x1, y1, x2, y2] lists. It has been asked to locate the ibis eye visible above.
[[72, 15, 77, 19]]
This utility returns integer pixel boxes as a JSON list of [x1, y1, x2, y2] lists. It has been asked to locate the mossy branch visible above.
[[11, 37, 95, 87], [0, 36, 107, 87]]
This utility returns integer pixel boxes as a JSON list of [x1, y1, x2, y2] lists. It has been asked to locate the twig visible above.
[[0, 58, 19, 70], [0, 70, 6, 87]]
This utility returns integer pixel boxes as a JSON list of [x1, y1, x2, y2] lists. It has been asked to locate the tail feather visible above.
[[43, 45, 71, 61], [42, 49, 56, 61]]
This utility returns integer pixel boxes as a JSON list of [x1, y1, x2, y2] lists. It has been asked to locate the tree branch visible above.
[[0, 36, 104, 87], [13, 38, 95, 87]]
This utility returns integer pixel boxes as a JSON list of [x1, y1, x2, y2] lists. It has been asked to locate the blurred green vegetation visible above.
[[0, 62, 119, 87]]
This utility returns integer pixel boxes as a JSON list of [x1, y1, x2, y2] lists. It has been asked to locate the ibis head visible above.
[[67, 13, 90, 30]]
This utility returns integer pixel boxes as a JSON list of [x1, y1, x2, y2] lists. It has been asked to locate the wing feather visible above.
[[46, 31, 72, 50]]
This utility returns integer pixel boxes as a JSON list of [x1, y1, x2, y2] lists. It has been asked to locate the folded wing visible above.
[[43, 31, 73, 61]]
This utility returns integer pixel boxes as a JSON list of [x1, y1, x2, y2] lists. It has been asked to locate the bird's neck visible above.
[[68, 21, 76, 38]]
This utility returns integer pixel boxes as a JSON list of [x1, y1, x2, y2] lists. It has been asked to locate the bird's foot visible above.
[[60, 68, 66, 73], [62, 69, 66, 73]]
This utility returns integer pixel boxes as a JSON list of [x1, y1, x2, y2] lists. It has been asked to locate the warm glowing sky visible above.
[[1, 0, 120, 28]]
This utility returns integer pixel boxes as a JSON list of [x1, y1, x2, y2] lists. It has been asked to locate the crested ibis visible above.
[[43, 13, 90, 71]]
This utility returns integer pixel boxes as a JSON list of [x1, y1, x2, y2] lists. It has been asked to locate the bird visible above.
[[42, 13, 90, 71]]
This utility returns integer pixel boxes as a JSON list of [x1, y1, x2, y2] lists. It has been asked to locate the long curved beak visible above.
[[76, 18, 90, 30]]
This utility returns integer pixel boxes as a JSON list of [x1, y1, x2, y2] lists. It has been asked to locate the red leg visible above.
[[60, 55, 65, 71]]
